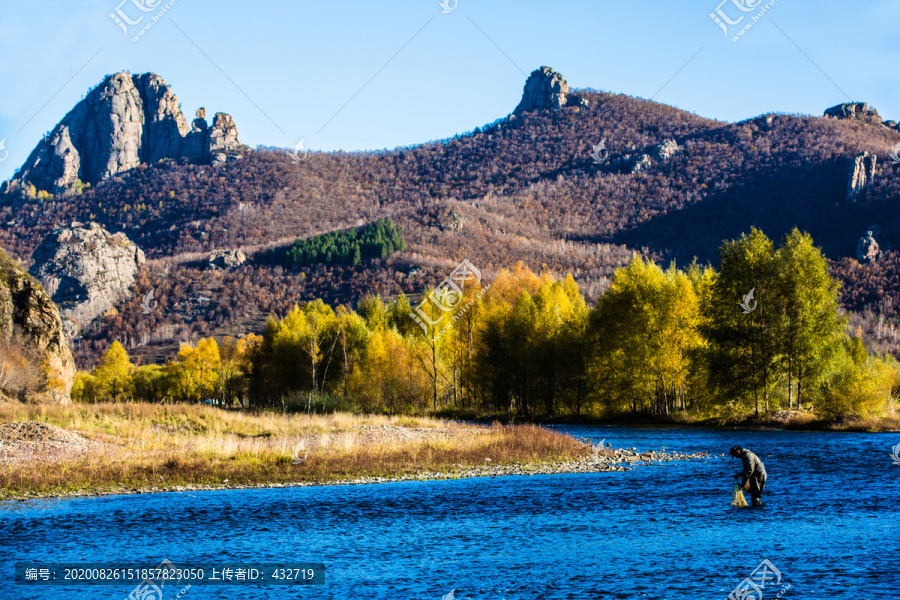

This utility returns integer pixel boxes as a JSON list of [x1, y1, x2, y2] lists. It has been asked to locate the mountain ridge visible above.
[[1, 66, 899, 367]]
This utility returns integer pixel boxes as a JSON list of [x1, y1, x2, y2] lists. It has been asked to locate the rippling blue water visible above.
[[2, 426, 899, 599]]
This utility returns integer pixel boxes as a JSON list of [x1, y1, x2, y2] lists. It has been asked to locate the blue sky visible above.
[[1, 0, 898, 181]]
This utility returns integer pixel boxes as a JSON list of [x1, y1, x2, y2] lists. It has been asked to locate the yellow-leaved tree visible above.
[[92, 341, 134, 401], [166, 338, 222, 402], [350, 327, 428, 412], [473, 265, 589, 417], [589, 258, 704, 416]]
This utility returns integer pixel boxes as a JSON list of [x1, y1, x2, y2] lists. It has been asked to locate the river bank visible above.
[[0, 446, 712, 502], [0, 401, 710, 501]]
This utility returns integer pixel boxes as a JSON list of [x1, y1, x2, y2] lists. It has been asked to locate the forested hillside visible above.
[[2, 68, 900, 368]]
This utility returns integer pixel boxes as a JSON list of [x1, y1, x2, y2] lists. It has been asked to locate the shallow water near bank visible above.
[[2, 426, 899, 599]]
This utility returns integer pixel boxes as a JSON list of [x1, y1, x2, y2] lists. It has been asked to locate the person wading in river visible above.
[[730, 446, 767, 507]]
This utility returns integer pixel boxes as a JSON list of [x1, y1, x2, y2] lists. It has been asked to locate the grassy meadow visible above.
[[0, 402, 587, 500]]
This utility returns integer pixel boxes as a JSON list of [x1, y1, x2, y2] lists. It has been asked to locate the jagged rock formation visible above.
[[3, 72, 243, 195], [208, 113, 242, 165], [847, 151, 877, 202], [631, 139, 680, 173], [0, 250, 75, 403], [208, 249, 247, 271], [824, 102, 879, 120], [856, 226, 883, 264], [514, 67, 589, 114], [30, 222, 145, 335]]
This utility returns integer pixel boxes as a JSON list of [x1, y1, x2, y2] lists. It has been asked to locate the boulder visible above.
[[847, 151, 877, 202], [208, 249, 247, 271], [5, 72, 243, 195], [0, 249, 75, 403], [514, 67, 590, 114], [29, 222, 145, 335]]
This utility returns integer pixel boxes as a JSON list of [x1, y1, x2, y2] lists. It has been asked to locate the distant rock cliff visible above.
[[514, 67, 589, 114], [30, 222, 145, 335], [0, 250, 75, 403], [847, 151, 877, 202], [3, 72, 243, 195]]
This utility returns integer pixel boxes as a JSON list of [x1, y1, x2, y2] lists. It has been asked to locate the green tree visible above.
[[703, 229, 782, 417], [132, 365, 165, 403], [357, 294, 389, 331], [777, 229, 845, 409], [389, 294, 416, 337], [480, 290, 537, 415], [284, 218, 406, 268]]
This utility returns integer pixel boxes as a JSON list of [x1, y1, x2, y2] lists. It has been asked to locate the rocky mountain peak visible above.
[[514, 66, 589, 114], [3, 71, 243, 196]]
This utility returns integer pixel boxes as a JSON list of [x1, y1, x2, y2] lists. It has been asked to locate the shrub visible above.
[[819, 351, 894, 419]]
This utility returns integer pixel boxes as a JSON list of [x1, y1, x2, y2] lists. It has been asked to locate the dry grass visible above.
[[822, 414, 900, 432], [0, 402, 586, 499]]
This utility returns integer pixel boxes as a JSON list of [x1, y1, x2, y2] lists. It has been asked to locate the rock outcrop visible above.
[[208, 113, 242, 165], [30, 222, 145, 335], [654, 139, 681, 161], [847, 151, 877, 202], [4, 72, 243, 195], [631, 154, 654, 173], [856, 226, 883, 264], [208, 249, 247, 271], [514, 67, 589, 114], [631, 139, 681, 173], [825, 102, 879, 120], [0, 249, 75, 403], [824, 102, 882, 126]]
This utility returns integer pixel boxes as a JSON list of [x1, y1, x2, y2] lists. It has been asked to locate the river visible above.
[[2, 425, 899, 599]]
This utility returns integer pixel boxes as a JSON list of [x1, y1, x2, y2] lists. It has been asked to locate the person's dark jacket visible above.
[[740, 449, 766, 479], [739, 449, 767, 497]]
